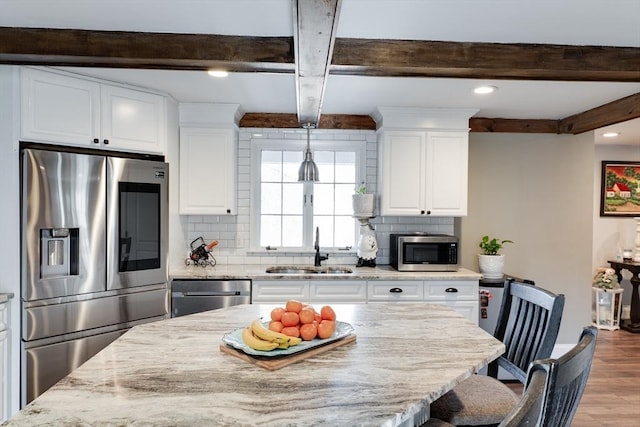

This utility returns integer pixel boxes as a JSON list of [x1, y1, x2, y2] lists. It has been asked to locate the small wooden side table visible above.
[[608, 260, 640, 333]]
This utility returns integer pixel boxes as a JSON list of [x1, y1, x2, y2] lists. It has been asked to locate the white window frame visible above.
[[250, 138, 366, 252]]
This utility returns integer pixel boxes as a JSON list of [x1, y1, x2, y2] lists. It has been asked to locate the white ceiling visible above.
[[2, 0, 639, 145]]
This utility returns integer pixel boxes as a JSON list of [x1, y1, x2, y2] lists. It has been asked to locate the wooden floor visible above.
[[506, 328, 640, 426]]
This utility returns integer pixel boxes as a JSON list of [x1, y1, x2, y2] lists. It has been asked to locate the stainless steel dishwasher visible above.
[[171, 279, 251, 317]]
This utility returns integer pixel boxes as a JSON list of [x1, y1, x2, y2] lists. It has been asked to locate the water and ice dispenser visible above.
[[40, 228, 79, 278]]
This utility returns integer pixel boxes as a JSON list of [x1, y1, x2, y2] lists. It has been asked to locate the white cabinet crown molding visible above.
[[178, 103, 243, 127], [372, 106, 479, 130]]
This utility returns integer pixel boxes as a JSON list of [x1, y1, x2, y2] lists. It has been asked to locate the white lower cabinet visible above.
[[252, 281, 366, 304], [251, 281, 309, 303], [309, 281, 367, 304], [367, 281, 423, 302], [430, 301, 479, 324], [251, 279, 479, 324]]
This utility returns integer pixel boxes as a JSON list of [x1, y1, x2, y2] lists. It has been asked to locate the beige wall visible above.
[[593, 144, 640, 306], [459, 132, 595, 344]]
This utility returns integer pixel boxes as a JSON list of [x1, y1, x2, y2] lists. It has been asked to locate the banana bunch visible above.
[[241, 319, 302, 351]]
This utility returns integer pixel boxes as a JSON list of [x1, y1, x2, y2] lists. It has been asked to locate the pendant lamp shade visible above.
[[298, 124, 319, 182]]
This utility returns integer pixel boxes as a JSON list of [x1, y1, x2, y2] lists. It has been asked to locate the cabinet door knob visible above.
[[445, 287, 458, 293], [103, 139, 109, 145], [93, 138, 99, 144], [389, 287, 403, 293], [420, 210, 425, 215], [426, 210, 431, 215]]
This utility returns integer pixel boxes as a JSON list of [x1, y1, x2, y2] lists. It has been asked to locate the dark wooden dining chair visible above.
[[423, 326, 598, 427], [429, 279, 565, 426]]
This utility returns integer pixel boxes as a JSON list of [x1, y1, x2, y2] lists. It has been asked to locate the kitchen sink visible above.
[[319, 267, 353, 274], [265, 266, 353, 275]]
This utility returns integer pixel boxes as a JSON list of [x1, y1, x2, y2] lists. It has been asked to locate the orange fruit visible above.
[[281, 311, 300, 327], [299, 307, 316, 324], [285, 300, 304, 313], [320, 305, 336, 321], [317, 320, 336, 339], [281, 326, 300, 338], [268, 321, 284, 333], [270, 307, 285, 322], [300, 323, 318, 341]]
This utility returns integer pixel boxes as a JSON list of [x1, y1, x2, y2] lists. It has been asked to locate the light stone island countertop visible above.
[[4, 303, 504, 427], [171, 264, 482, 281]]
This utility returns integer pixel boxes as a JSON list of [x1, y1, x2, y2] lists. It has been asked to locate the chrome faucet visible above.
[[314, 227, 329, 267]]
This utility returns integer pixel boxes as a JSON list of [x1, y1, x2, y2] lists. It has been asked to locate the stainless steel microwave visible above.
[[390, 233, 459, 271]]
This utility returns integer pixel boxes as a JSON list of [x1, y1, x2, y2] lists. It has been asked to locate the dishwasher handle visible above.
[[172, 291, 246, 297]]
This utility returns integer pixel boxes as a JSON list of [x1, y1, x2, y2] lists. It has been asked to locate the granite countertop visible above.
[[5, 303, 504, 426], [171, 264, 482, 281]]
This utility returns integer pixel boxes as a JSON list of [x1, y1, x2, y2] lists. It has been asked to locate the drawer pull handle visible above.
[[389, 287, 403, 293], [445, 287, 458, 293]]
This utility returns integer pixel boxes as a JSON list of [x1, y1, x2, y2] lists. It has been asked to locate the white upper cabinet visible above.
[[21, 68, 100, 146], [179, 127, 237, 215], [425, 131, 468, 216], [100, 84, 165, 153], [20, 67, 166, 154], [178, 103, 242, 216], [374, 107, 477, 217]]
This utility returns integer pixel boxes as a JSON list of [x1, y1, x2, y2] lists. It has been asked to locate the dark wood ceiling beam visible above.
[[0, 27, 295, 72], [469, 118, 559, 133], [293, 0, 342, 125], [558, 92, 640, 134], [239, 113, 375, 130], [331, 39, 640, 82]]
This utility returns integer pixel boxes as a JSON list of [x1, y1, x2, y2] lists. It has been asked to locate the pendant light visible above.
[[298, 123, 319, 182]]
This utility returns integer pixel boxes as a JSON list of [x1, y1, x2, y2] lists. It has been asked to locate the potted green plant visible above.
[[352, 184, 375, 218], [478, 235, 513, 279]]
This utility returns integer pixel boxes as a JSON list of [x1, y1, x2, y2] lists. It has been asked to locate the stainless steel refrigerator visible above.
[[20, 145, 170, 405]]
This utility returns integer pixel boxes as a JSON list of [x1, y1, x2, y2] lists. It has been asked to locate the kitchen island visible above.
[[7, 304, 504, 426], [4, 303, 504, 426]]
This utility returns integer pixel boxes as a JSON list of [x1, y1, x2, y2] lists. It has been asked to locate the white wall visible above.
[[460, 132, 595, 344], [593, 144, 640, 306]]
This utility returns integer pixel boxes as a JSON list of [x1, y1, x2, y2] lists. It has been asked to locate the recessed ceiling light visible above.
[[603, 132, 620, 138], [473, 85, 497, 95], [207, 70, 229, 78]]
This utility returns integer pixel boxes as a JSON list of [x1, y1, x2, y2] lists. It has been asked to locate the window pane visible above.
[[313, 183, 334, 215], [283, 151, 302, 182], [255, 141, 362, 251], [282, 183, 303, 215], [282, 216, 303, 246], [313, 215, 334, 247], [335, 184, 353, 215], [335, 152, 356, 183], [261, 151, 282, 181], [261, 183, 282, 214], [335, 216, 355, 248], [260, 215, 281, 247], [315, 151, 335, 184]]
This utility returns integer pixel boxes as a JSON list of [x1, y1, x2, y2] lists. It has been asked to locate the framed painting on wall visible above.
[[600, 161, 640, 217]]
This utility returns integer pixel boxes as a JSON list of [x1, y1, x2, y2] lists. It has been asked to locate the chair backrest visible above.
[[500, 326, 598, 427], [489, 279, 565, 383]]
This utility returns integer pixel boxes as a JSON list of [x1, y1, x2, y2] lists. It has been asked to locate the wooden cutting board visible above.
[[219, 334, 356, 370]]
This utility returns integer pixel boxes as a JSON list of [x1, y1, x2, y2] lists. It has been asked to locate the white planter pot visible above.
[[478, 254, 505, 279], [352, 194, 375, 218]]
